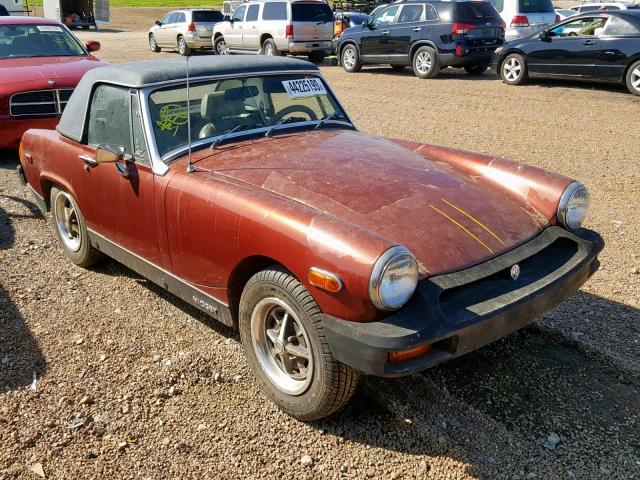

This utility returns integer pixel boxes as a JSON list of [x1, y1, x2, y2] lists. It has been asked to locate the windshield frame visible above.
[[0, 22, 89, 60], [139, 71, 355, 169]]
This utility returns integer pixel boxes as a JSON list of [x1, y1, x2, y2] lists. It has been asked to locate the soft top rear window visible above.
[[518, 0, 554, 13], [291, 2, 334, 22], [193, 10, 223, 22], [454, 1, 500, 21]]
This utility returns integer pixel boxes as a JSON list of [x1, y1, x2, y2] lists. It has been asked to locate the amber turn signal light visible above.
[[388, 344, 432, 363], [309, 267, 342, 293]]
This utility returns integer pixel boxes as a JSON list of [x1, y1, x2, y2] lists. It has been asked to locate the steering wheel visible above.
[[273, 105, 318, 122]]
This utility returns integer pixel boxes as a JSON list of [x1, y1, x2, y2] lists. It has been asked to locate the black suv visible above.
[[337, 0, 505, 78]]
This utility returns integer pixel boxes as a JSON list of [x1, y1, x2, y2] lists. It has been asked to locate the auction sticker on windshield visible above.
[[282, 78, 327, 98], [36, 25, 63, 32]]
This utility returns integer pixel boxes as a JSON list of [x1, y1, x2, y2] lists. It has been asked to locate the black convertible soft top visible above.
[[57, 56, 319, 143]]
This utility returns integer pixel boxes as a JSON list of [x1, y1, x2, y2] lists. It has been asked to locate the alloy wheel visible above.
[[251, 297, 314, 396], [415, 51, 432, 75], [216, 39, 228, 55], [264, 43, 274, 56], [149, 35, 157, 51], [54, 191, 82, 253], [503, 57, 522, 82], [179, 38, 186, 55], [631, 65, 640, 92], [342, 48, 356, 69]]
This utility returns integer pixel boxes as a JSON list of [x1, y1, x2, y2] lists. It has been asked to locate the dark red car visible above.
[[18, 57, 603, 420], [0, 16, 107, 149]]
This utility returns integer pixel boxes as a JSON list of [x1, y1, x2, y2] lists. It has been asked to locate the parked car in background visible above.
[[0, 16, 107, 149], [338, 0, 505, 78], [212, 0, 334, 63], [489, 0, 558, 41], [555, 8, 577, 19], [334, 10, 369, 38], [570, 2, 640, 13], [18, 55, 603, 420], [149, 9, 223, 56], [491, 11, 640, 95]]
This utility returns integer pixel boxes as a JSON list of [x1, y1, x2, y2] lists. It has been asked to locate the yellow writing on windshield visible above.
[[156, 103, 188, 137]]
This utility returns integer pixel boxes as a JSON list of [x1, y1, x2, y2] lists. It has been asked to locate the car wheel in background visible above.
[[464, 63, 489, 75], [214, 36, 228, 55], [262, 38, 281, 56], [501, 53, 528, 85], [178, 35, 191, 56], [50, 187, 104, 268], [340, 44, 361, 73], [625, 60, 640, 96], [412, 46, 440, 79], [307, 51, 325, 64], [149, 33, 160, 53], [239, 267, 359, 421]]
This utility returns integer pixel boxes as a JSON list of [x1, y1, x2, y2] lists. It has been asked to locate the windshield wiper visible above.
[[314, 111, 347, 129], [264, 116, 300, 137], [210, 125, 246, 149]]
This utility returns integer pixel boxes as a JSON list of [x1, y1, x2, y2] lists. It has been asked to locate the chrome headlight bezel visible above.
[[369, 246, 419, 311], [557, 181, 589, 230]]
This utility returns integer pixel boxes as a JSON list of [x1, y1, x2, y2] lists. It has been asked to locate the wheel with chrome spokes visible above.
[[501, 53, 528, 86], [214, 36, 228, 55], [412, 46, 440, 79], [50, 187, 103, 267], [340, 44, 361, 73], [239, 267, 359, 420], [625, 60, 640, 96]]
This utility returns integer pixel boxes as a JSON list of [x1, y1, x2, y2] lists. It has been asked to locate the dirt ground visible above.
[[1, 6, 639, 480]]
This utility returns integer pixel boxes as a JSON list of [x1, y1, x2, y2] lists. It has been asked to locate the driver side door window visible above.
[[361, 5, 399, 58]]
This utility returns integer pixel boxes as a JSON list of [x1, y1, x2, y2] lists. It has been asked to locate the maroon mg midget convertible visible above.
[[18, 57, 602, 420]]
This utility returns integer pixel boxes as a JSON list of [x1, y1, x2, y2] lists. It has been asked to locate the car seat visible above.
[[199, 91, 249, 139]]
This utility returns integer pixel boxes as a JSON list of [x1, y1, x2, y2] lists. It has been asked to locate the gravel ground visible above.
[[1, 7, 639, 479]]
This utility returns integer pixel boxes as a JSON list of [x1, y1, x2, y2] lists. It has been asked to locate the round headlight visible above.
[[369, 246, 419, 310], [557, 181, 589, 230]]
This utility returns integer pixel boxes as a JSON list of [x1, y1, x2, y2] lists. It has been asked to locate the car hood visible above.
[[193, 129, 548, 276], [0, 56, 107, 87]]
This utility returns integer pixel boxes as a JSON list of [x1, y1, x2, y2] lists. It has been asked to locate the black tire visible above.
[[464, 63, 489, 75], [213, 36, 228, 55], [412, 46, 440, 79], [500, 53, 528, 85], [149, 33, 160, 53], [262, 38, 280, 56], [50, 187, 104, 268], [625, 59, 640, 96], [340, 44, 361, 73], [178, 35, 192, 56], [239, 267, 359, 421], [307, 51, 325, 64]]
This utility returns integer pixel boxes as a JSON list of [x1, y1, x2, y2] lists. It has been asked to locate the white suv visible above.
[[212, 0, 334, 62], [489, 0, 558, 41]]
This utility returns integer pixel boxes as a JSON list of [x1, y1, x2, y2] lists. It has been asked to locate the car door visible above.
[[528, 16, 608, 78], [226, 4, 247, 48], [155, 12, 176, 46], [387, 4, 425, 62], [591, 15, 639, 82], [75, 84, 161, 265], [170, 12, 186, 48], [360, 4, 400, 61], [242, 3, 261, 49]]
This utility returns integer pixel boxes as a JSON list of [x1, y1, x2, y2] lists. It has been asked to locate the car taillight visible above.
[[555, 14, 561, 23], [455, 44, 464, 57], [188, 22, 196, 32], [285, 24, 293, 38], [510, 15, 529, 27], [451, 22, 476, 35]]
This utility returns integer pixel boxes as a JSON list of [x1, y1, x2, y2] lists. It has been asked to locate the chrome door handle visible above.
[[79, 154, 97, 166], [382, 30, 389, 35], [583, 40, 596, 46], [413, 27, 421, 32]]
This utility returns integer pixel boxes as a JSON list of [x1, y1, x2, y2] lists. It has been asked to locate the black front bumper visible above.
[[322, 227, 603, 377]]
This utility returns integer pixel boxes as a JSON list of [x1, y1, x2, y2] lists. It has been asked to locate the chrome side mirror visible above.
[[95, 144, 125, 163]]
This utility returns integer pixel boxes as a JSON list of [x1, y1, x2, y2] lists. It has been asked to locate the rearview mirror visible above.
[[155, 20, 161, 26], [539, 30, 551, 41], [96, 144, 125, 163], [85, 40, 100, 52], [223, 15, 231, 21]]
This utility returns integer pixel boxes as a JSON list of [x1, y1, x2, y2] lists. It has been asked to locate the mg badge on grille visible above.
[[510, 264, 521, 280]]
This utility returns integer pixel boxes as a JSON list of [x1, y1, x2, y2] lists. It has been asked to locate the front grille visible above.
[[10, 89, 74, 117]]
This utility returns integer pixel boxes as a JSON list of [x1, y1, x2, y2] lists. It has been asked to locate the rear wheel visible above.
[[412, 46, 440, 79], [307, 51, 325, 64], [625, 59, 640, 96], [501, 53, 528, 85], [239, 267, 359, 421], [262, 38, 281, 56], [341, 44, 361, 73], [464, 63, 489, 75], [214, 36, 228, 55], [50, 187, 104, 268], [149, 33, 160, 52], [178, 35, 191, 56]]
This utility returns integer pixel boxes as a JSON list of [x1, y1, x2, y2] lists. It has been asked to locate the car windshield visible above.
[[193, 10, 224, 22], [291, 3, 334, 22], [147, 74, 350, 159], [519, 0, 554, 13], [0, 24, 85, 59]]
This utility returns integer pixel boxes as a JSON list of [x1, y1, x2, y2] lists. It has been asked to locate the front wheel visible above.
[[412, 46, 440, 79], [262, 38, 281, 56], [178, 35, 192, 56], [239, 267, 359, 421], [501, 53, 528, 85], [50, 187, 104, 268], [464, 63, 489, 75], [625, 59, 640, 96], [213, 36, 228, 55], [149, 34, 160, 52], [341, 44, 361, 73]]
